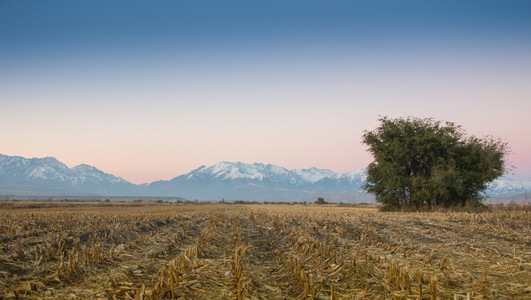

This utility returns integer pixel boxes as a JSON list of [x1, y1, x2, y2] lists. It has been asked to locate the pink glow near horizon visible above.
[[2, 96, 530, 185], [2, 36, 530, 184]]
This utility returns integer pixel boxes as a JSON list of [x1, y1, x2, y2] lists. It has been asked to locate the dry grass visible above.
[[0, 201, 529, 299]]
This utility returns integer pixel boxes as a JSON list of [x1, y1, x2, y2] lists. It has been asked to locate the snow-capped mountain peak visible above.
[[185, 161, 291, 181], [0, 154, 135, 195], [339, 169, 368, 183], [292, 167, 338, 183], [181, 161, 366, 186], [72, 164, 97, 171]]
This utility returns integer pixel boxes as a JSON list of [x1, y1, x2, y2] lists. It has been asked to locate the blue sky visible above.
[[1, 1, 531, 183]]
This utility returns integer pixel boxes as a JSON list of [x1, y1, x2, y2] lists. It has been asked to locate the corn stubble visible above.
[[0, 201, 529, 299]]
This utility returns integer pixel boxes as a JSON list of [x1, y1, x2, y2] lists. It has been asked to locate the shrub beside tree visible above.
[[362, 117, 509, 209]]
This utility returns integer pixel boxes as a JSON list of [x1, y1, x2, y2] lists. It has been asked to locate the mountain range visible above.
[[1, 154, 530, 202], [0, 154, 138, 196]]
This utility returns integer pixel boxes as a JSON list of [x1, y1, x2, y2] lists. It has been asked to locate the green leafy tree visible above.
[[362, 117, 509, 208], [315, 197, 327, 205]]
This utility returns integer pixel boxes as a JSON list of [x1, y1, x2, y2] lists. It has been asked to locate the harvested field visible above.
[[0, 202, 529, 299]]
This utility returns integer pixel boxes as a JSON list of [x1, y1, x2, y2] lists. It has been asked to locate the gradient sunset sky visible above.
[[1, 1, 530, 184]]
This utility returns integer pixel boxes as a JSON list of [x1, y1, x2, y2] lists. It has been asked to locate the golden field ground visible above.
[[0, 202, 529, 299]]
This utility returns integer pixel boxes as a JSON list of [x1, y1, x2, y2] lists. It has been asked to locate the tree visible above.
[[362, 117, 509, 208], [315, 197, 327, 205]]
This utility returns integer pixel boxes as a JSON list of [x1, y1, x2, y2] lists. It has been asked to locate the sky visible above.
[[1, 1, 531, 184]]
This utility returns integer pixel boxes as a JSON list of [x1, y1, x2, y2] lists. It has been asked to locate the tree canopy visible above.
[[362, 117, 509, 208], [315, 197, 327, 205]]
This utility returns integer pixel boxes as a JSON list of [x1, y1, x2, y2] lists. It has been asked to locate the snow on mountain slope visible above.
[[0, 154, 135, 195], [486, 177, 531, 196], [1, 155, 70, 182], [178, 162, 353, 186], [71, 164, 128, 185], [292, 167, 338, 183], [339, 169, 367, 183], [182, 161, 297, 183], [145, 162, 370, 200]]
